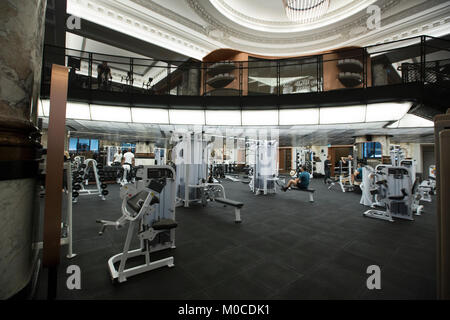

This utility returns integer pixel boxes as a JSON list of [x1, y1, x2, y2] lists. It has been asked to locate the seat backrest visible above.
[[127, 190, 150, 214]]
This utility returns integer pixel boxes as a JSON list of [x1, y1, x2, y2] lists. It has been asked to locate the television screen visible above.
[[78, 139, 90, 152], [363, 142, 382, 159], [90, 139, 99, 152], [69, 138, 78, 151], [122, 143, 136, 153]]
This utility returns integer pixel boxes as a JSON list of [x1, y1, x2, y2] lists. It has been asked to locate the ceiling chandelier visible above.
[[283, 0, 330, 23]]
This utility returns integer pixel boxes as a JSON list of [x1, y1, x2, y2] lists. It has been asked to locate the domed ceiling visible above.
[[67, 0, 450, 59]]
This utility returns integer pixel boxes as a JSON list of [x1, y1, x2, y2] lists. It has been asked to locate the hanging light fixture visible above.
[[283, 0, 330, 23]]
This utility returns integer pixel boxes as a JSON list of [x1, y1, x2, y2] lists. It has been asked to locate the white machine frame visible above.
[[363, 165, 414, 222], [97, 165, 177, 283]]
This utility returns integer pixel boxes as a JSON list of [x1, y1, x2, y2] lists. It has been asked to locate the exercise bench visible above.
[[215, 197, 243, 223], [291, 187, 315, 202]]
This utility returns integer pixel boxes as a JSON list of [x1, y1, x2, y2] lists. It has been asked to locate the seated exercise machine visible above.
[[363, 165, 414, 222], [96, 166, 177, 283], [190, 180, 243, 223]]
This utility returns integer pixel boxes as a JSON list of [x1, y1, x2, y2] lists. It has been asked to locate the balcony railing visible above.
[[41, 35, 450, 100]]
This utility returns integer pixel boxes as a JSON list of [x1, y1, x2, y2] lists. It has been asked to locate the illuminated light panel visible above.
[[90, 105, 132, 122], [319, 105, 366, 124], [279, 108, 319, 125], [242, 110, 279, 126], [366, 102, 412, 122], [205, 110, 241, 126], [169, 109, 205, 125], [66, 102, 91, 120], [131, 108, 169, 124]]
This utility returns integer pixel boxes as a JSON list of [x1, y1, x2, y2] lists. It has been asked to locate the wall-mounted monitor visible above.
[[363, 142, 382, 159], [69, 138, 78, 151], [77, 139, 90, 152], [90, 139, 99, 152], [68, 138, 99, 153]]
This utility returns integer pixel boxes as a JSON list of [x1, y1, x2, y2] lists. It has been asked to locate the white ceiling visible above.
[[208, 0, 375, 32], [67, 0, 450, 58]]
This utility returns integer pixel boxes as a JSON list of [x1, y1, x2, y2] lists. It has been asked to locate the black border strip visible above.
[[0, 160, 40, 181]]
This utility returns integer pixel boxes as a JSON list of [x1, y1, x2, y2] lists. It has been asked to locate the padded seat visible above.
[[152, 219, 178, 230], [215, 197, 244, 208], [388, 189, 408, 201]]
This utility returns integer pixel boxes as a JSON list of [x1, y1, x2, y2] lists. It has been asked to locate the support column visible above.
[[435, 114, 450, 299], [0, 0, 47, 299]]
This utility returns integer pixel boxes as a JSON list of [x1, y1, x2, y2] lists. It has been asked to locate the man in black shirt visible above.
[[324, 154, 331, 184], [97, 61, 112, 89]]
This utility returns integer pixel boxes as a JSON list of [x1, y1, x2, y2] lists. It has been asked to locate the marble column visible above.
[[0, 0, 47, 299]]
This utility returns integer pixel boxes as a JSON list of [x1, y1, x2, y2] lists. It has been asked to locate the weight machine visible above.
[[294, 148, 316, 178], [363, 165, 414, 222], [329, 160, 354, 192], [248, 140, 279, 195], [171, 132, 243, 222], [96, 165, 177, 283]]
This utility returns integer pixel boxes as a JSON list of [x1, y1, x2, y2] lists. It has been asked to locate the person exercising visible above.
[[282, 166, 310, 191], [341, 154, 353, 164], [121, 148, 135, 184], [353, 162, 363, 183]]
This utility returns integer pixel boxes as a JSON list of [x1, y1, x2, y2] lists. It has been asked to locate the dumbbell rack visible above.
[[72, 159, 109, 203]]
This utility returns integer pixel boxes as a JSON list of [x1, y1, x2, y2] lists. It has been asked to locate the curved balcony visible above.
[[39, 35, 450, 118]]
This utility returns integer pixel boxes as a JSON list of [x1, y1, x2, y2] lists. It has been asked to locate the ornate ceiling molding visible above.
[[68, 0, 450, 59], [209, 0, 377, 31], [185, 0, 400, 44]]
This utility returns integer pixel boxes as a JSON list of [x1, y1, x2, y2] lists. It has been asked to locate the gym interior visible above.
[[1, 0, 450, 302]]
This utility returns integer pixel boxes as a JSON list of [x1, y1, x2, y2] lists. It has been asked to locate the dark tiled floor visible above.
[[35, 177, 437, 300]]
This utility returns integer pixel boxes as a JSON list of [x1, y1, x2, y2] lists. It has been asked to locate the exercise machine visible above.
[[363, 165, 414, 222], [172, 132, 243, 222], [330, 160, 354, 192], [294, 148, 316, 178], [359, 165, 376, 207], [96, 165, 177, 283], [248, 140, 279, 195]]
